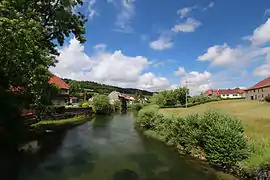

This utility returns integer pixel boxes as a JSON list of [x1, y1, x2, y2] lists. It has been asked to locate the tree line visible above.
[[64, 79, 153, 97]]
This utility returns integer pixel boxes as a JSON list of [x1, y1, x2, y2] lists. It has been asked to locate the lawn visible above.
[[161, 100, 270, 171]]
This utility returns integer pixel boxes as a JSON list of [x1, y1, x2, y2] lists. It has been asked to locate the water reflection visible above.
[[1, 113, 236, 180]]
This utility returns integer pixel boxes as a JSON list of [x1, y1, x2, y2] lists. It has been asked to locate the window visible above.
[[258, 89, 260, 93], [262, 94, 264, 98], [262, 89, 264, 92], [253, 90, 255, 93]]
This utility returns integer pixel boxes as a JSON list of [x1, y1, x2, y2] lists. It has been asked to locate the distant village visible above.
[[49, 74, 270, 107]]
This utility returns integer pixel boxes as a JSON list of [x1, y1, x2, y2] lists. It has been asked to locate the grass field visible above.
[[161, 100, 270, 171]]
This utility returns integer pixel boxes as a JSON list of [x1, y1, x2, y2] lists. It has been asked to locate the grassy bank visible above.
[[31, 115, 91, 132], [160, 100, 270, 175]]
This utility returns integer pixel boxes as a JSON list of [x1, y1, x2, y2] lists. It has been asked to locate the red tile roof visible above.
[[205, 89, 244, 95], [48, 75, 70, 89], [204, 89, 213, 95], [218, 89, 244, 95], [247, 76, 270, 90]]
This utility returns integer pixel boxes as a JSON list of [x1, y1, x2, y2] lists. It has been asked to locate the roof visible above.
[[204, 89, 213, 95], [204, 89, 219, 95], [48, 75, 70, 89], [205, 89, 244, 95], [247, 76, 270, 90], [218, 89, 245, 95], [119, 93, 135, 101]]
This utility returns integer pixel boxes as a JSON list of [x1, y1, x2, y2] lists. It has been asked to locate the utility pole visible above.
[[185, 81, 189, 108]]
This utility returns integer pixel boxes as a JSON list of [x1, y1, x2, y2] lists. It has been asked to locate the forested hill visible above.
[[64, 79, 153, 96]]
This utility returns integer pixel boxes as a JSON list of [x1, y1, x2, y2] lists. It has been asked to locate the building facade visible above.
[[204, 89, 245, 99], [245, 77, 270, 100], [48, 75, 70, 106]]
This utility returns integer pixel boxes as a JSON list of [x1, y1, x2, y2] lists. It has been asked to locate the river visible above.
[[12, 113, 236, 180]]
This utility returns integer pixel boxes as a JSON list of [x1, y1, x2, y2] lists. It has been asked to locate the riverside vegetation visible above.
[[136, 99, 270, 179]]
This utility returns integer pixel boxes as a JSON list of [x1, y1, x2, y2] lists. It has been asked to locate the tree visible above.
[[91, 95, 112, 114], [174, 87, 189, 105], [150, 93, 166, 107], [0, 0, 86, 145]]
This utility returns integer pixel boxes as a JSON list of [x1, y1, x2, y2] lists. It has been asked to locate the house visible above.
[[218, 89, 245, 99], [108, 91, 135, 104], [108, 91, 122, 104], [245, 76, 270, 100], [204, 89, 245, 99], [48, 75, 70, 105], [204, 89, 220, 98]]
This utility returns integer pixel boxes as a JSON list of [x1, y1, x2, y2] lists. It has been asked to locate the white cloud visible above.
[[149, 36, 173, 50], [177, 6, 195, 19], [198, 44, 241, 66], [115, 0, 136, 33], [203, 2, 214, 11], [94, 44, 107, 50], [198, 43, 270, 67], [249, 18, 270, 45], [50, 38, 171, 91], [172, 18, 201, 33], [253, 64, 270, 77], [180, 71, 212, 95], [138, 73, 171, 91], [174, 67, 185, 76]]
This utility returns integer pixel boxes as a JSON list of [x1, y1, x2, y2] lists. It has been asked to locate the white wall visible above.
[[108, 91, 121, 104], [220, 94, 244, 99]]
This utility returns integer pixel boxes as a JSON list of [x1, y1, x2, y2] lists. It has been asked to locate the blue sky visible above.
[[50, 0, 270, 94]]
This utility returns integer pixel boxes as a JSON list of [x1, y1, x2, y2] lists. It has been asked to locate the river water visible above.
[[15, 113, 236, 180]]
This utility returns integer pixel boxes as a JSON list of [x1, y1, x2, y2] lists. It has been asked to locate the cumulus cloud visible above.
[[114, 0, 136, 33], [198, 44, 241, 66], [249, 18, 270, 45], [149, 36, 173, 50], [138, 73, 171, 91], [174, 67, 185, 76], [198, 43, 270, 67], [180, 71, 212, 95], [172, 18, 201, 33], [50, 38, 171, 91]]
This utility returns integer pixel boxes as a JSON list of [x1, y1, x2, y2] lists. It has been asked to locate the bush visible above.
[[81, 102, 90, 108], [91, 94, 112, 114], [128, 103, 143, 111], [136, 106, 249, 169], [264, 96, 270, 102], [112, 100, 121, 112], [38, 105, 65, 120], [200, 110, 249, 168], [136, 105, 162, 130]]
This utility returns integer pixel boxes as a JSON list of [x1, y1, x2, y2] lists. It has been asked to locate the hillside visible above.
[[64, 79, 153, 97]]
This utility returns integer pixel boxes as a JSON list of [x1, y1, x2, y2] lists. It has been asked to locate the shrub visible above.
[[91, 94, 112, 114], [264, 96, 270, 102], [38, 105, 65, 120], [81, 102, 90, 108], [136, 105, 162, 130], [128, 103, 143, 111], [136, 106, 249, 169], [112, 100, 121, 112], [200, 110, 249, 168]]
